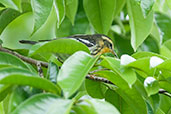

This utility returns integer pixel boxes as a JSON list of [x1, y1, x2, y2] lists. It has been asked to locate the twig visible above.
[[0, 46, 48, 68], [37, 62, 44, 77], [86, 74, 113, 84], [0, 46, 170, 97]]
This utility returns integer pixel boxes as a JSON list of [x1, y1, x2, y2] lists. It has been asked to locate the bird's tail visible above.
[[19, 40, 38, 44]]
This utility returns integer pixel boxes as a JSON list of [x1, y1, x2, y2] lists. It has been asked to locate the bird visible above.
[[19, 34, 118, 57]]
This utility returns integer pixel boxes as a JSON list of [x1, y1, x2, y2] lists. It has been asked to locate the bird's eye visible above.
[[109, 43, 113, 48]]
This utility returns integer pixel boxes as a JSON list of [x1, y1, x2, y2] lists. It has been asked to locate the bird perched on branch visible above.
[[20, 34, 118, 57]]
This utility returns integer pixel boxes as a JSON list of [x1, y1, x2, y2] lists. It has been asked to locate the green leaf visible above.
[[30, 4, 57, 41], [140, 0, 155, 18], [160, 39, 171, 58], [105, 89, 134, 114], [159, 78, 171, 93], [57, 51, 99, 98], [65, 0, 78, 25], [0, 52, 30, 70], [31, 0, 53, 33], [127, 0, 153, 51], [100, 57, 137, 87], [0, 9, 20, 34], [144, 77, 159, 96], [0, 12, 33, 49], [72, 102, 97, 114], [2, 87, 28, 113], [113, 0, 126, 18], [0, 68, 61, 95], [29, 39, 90, 57], [0, 84, 12, 102], [84, 98, 120, 114], [83, 0, 116, 34], [11, 93, 74, 114], [157, 59, 171, 71], [138, 36, 159, 53], [56, 17, 72, 37], [132, 51, 167, 60], [54, 0, 65, 28], [0, 0, 22, 12], [151, 23, 161, 44], [95, 70, 147, 114], [126, 57, 154, 77], [85, 79, 106, 99], [46, 62, 58, 84], [155, 12, 171, 42], [158, 94, 171, 114], [71, 0, 89, 34]]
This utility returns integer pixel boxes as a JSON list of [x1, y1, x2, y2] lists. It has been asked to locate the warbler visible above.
[[20, 34, 117, 57]]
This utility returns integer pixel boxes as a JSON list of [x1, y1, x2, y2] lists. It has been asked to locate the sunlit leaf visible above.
[[11, 93, 74, 114], [155, 12, 171, 42], [127, 0, 153, 51], [0, 0, 22, 12], [29, 38, 90, 58], [31, 0, 53, 33], [83, 0, 116, 34], [65, 0, 78, 25], [84, 98, 120, 114], [58, 51, 99, 98], [54, 0, 65, 27], [0, 12, 33, 49]]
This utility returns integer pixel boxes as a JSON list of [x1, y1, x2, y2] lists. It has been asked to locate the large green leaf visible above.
[[127, 0, 153, 51], [132, 51, 167, 60], [100, 57, 137, 87], [83, 0, 116, 34], [155, 12, 171, 42], [31, 0, 53, 33], [30, 5, 57, 41], [157, 94, 171, 113], [84, 98, 120, 114], [3, 87, 28, 113], [0, 68, 61, 95], [96, 70, 147, 114], [85, 79, 106, 99], [0, 12, 33, 49], [105, 89, 134, 114], [54, 0, 65, 27], [57, 51, 99, 98], [11, 93, 74, 114], [65, 0, 78, 25], [0, 0, 22, 12], [29, 39, 90, 57], [0, 52, 30, 70], [0, 9, 20, 34]]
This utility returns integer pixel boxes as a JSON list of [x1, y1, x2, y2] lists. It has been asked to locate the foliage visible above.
[[0, 0, 171, 114]]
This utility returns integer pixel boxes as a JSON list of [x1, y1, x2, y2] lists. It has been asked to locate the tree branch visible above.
[[0, 46, 48, 68], [0, 46, 170, 97]]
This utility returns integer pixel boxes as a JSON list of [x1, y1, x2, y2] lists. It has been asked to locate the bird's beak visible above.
[[111, 49, 118, 58]]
